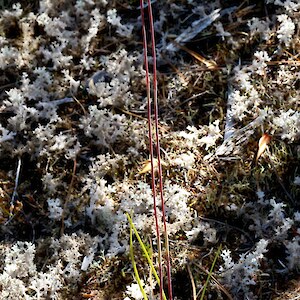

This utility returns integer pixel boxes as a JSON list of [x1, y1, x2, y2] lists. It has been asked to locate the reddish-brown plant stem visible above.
[[146, 1, 173, 299], [140, 1, 163, 298], [140, 1, 173, 299]]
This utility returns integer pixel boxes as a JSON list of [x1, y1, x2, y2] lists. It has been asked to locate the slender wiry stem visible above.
[[140, 1, 173, 298], [61, 158, 77, 235], [11, 157, 22, 208], [6, 156, 22, 224], [140, 1, 163, 298], [146, 1, 173, 299]]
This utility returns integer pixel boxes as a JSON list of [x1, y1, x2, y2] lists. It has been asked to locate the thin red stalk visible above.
[[145, 1, 173, 299], [140, 1, 163, 298]]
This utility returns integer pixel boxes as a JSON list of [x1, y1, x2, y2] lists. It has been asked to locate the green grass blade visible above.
[[200, 244, 222, 300], [126, 213, 167, 300], [129, 214, 148, 300]]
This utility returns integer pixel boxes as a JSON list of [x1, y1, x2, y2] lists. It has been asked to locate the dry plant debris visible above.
[[0, 0, 299, 299]]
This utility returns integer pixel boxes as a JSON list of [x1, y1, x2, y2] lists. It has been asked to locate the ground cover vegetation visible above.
[[0, 0, 299, 299]]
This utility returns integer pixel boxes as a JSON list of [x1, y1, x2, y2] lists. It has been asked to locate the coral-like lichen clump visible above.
[[0, 0, 299, 299]]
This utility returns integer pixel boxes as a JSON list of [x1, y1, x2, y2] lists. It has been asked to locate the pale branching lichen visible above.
[[0, 0, 299, 299]]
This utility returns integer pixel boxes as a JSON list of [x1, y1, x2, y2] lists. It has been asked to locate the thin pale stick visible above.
[[187, 263, 197, 300], [6, 157, 22, 224]]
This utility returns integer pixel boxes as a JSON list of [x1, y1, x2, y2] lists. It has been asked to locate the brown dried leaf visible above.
[[138, 158, 167, 174], [256, 133, 271, 162]]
